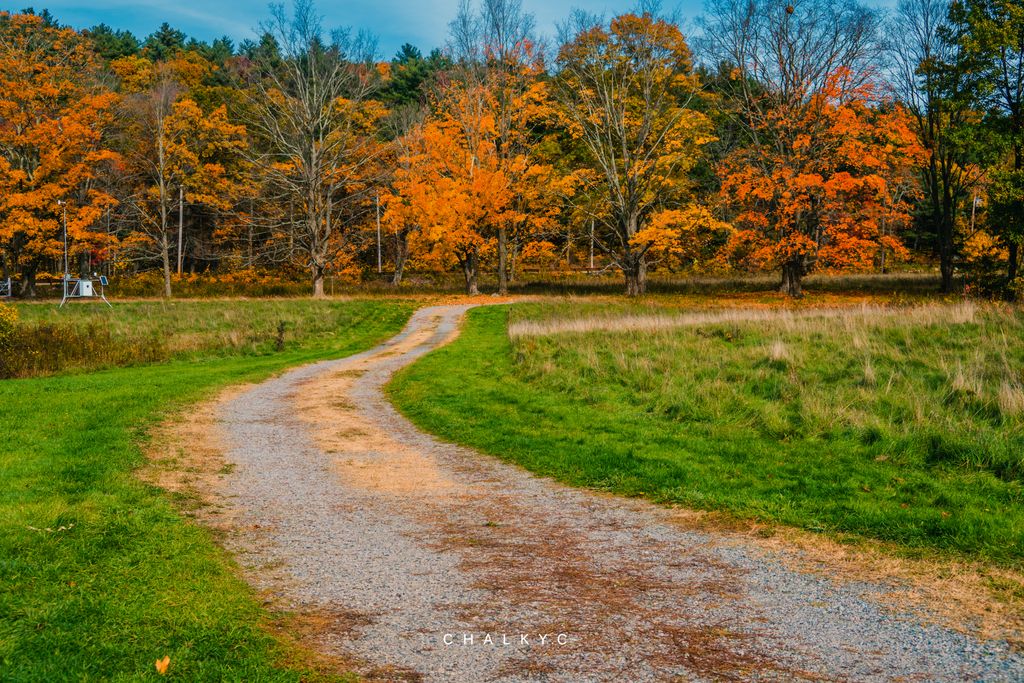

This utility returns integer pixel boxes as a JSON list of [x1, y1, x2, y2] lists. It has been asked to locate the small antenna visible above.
[[56, 199, 112, 308]]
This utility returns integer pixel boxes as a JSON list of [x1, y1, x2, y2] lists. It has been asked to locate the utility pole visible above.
[[177, 186, 184, 274], [59, 200, 69, 275], [248, 196, 255, 267], [106, 206, 112, 278], [376, 191, 382, 274], [589, 220, 595, 270]]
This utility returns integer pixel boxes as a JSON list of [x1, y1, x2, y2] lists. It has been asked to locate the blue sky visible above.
[[6, 1, 710, 57]]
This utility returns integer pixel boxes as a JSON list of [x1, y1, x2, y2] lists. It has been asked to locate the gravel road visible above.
[[216, 304, 1024, 682]]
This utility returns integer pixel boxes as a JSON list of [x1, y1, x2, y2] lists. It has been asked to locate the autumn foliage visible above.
[[0, 13, 119, 295], [719, 73, 925, 295], [0, 0, 1015, 297], [554, 12, 717, 295]]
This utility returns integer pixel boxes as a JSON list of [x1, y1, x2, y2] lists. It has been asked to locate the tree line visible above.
[[0, 0, 1020, 298]]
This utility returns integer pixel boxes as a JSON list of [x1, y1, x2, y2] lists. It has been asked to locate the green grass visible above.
[[1, 299, 414, 681], [8, 299, 420, 377], [389, 302, 1024, 566]]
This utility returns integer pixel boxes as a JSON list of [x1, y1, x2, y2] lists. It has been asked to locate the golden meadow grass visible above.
[[508, 301, 980, 339]]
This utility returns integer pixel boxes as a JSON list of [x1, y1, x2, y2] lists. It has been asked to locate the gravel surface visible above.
[[217, 304, 1024, 682]]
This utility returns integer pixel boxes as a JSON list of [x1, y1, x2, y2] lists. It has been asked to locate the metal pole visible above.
[[61, 201, 68, 276], [376, 192, 382, 274], [58, 199, 69, 306], [177, 186, 184, 274]]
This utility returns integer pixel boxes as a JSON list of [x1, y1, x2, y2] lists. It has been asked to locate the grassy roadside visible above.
[[0, 300, 414, 681], [388, 303, 1024, 567]]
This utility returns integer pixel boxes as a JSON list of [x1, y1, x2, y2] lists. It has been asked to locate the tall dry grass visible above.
[[509, 301, 979, 339]]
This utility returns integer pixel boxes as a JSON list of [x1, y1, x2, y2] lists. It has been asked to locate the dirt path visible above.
[[211, 304, 1023, 682]]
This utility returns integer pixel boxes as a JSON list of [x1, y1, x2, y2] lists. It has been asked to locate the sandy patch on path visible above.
[[295, 312, 462, 497], [141, 383, 253, 532]]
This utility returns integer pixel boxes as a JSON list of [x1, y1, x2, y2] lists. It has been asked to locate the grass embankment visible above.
[[389, 301, 1024, 566], [1, 299, 414, 681]]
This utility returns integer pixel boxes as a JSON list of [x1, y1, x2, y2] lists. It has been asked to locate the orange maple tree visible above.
[[443, 0, 561, 293], [0, 12, 120, 294], [388, 112, 505, 294], [718, 72, 925, 296], [380, 121, 426, 286], [386, 67, 560, 294]]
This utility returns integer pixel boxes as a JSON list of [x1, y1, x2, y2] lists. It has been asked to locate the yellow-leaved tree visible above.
[[116, 54, 248, 297], [554, 11, 716, 295]]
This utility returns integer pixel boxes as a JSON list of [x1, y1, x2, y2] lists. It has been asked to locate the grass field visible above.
[[0, 299, 413, 681], [7, 299, 417, 377], [389, 301, 1024, 566], [4, 284, 1019, 679]]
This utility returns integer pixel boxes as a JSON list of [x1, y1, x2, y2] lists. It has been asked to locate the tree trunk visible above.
[[780, 259, 804, 298], [1008, 241, 1020, 301], [462, 248, 480, 296], [623, 254, 646, 296], [156, 106, 172, 299], [312, 265, 325, 298], [497, 225, 508, 296], [1011, 140, 1022, 297], [938, 177, 956, 294], [18, 266, 36, 298], [938, 212, 955, 294], [508, 244, 519, 284]]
